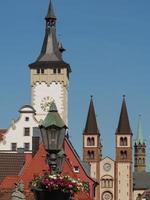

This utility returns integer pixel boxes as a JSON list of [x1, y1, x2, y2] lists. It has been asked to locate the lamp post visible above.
[[39, 101, 67, 173]]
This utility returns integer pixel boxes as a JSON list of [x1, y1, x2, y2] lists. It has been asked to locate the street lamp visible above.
[[39, 101, 67, 172]]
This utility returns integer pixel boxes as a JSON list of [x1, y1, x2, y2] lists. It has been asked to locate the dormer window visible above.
[[73, 166, 80, 173]]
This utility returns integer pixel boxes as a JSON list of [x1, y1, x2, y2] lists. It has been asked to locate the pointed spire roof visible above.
[[135, 115, 144, 145], [84, 96, 100, 135], [40, 101, 67, 128], [116, 95, 132, 135], [45, 0, 56, 20], [29, 1, 71, 72]]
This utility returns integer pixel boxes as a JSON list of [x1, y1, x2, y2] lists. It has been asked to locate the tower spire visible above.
[[134, 115, 146, 172], [29, 0, 71, 73], [45, 0, 56, 20], [84, 96, 99, 135], [136, 115, 144, 145], [116, 95, 132, 135]]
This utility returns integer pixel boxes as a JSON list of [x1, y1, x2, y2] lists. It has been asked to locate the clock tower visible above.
[[29, 1, 71, 124]]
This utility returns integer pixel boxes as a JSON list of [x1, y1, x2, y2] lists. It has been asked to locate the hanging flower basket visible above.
[[30, 172, 89, 200]]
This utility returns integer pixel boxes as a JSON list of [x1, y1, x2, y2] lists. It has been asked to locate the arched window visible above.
[[124, 151, 127, 159], [120, 151, 124, 159], [87, 137, 91, 146], [91, 137, 95, 146], [101, 178, 113, 188], [123, 137, 127, 146], [88, 151, 91, 159], [91, 151, 94, 159], [120, 137, 124, 146]]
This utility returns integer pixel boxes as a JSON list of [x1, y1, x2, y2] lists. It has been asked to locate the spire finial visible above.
[[123, 94, 126, 99], [90, 95, 93, 99]]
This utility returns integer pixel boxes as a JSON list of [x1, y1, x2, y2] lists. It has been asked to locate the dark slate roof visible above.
[[134, 172, 150, 190], [116, 96, 132, 135], [0, 153, 25, 181], [83, 96, 100, 135], [29, 0, 71, 73]]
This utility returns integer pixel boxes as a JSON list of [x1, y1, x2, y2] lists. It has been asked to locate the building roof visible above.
[[116, 95, 132, 135], [29, 0, 71, 73], [0, 153, 25, 182], [134, 172, 150, 190], [83, 96, 100, 135]]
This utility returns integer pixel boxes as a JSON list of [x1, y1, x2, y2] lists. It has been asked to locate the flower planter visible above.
[[34, 190, 71, 200]]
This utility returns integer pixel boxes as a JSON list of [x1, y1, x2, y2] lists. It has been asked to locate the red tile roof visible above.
[[0, 153, 25, 181], [0, 142, 94, 200]]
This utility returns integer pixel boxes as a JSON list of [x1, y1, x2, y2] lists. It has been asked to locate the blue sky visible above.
[[0, 0, 150, 169]]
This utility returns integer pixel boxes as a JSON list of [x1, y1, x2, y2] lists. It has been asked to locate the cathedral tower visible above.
[[115, 96, 133, 200], [83, 96, 102, 200], [134, 115, 146, 172], [29, 1, 71, 124]]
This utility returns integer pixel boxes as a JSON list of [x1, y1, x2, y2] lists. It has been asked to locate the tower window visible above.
[[91, 151, 94, 159], [91, 137, 95, 145], [24, 143, 30, 151], [24, 127, 30, 136], [11, 143, 17, 151], [41, 69, 44, 74], [53, 69, 57, 74], [87, 138, 90, 145], [120, 151, 127, 159], [58, 68, 61, 73], [87, 137, 95, 146], [37, 69, 40, 74], [87, 151, 95, 159], [120, 137, 128, 146]]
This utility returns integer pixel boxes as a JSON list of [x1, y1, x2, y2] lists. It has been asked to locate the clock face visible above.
[[103, 163, 111, 172], [102, 192, 113, 200], [40, 96, 54, 112]]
